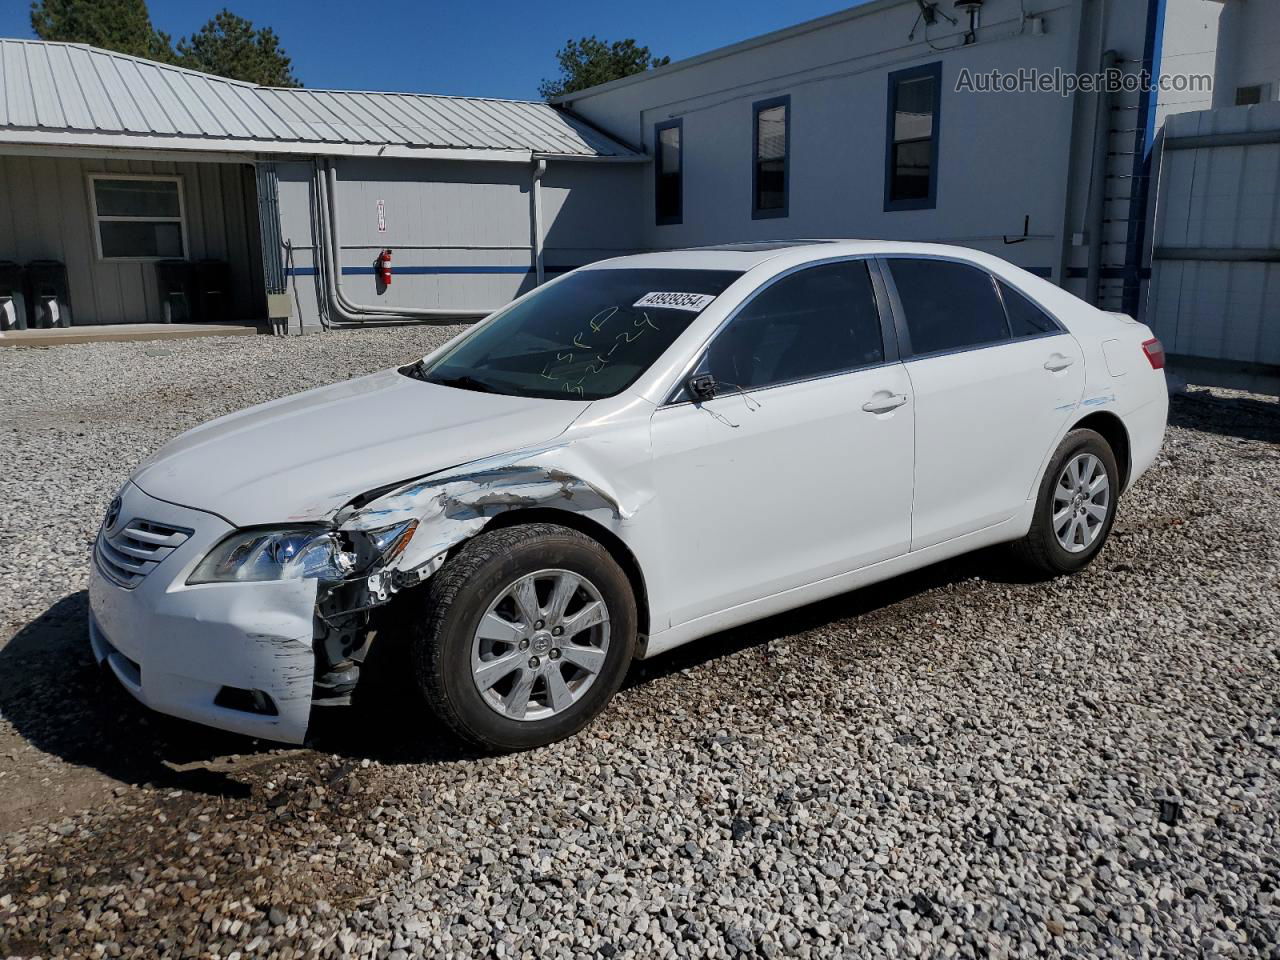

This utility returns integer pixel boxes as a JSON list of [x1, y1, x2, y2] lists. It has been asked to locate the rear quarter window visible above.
[[999, 281, 1060, 337]]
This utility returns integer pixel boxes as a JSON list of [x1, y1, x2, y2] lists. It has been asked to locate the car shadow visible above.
[[0, 592, 272, 798], [1, 546, 1035, 786], [622, 545, 1031, 690], [1170, 390, 1280, 444]]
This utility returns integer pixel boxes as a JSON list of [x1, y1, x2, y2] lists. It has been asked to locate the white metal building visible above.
[[555, 0, 1220, 321]]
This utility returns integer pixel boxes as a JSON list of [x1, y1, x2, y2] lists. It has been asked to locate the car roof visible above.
[[580, 240, 1002, 273]]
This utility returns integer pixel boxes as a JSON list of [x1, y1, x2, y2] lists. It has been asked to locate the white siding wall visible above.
[[0, 153, 263, 324], [1157, 0, 1222, 126], [1212, 0, 1280, 108], [275, 157, 644, 328]]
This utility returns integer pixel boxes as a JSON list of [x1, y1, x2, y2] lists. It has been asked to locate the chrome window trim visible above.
[[658, 357, 903, 411], [659, 254, 894, 408]]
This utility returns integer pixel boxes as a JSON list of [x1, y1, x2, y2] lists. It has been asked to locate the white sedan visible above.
[[89, 241, 1168, 750]]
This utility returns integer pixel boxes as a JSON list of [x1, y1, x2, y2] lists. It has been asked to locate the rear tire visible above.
[[410, 523, 637, 751], [1012, 428, 1119, 576]]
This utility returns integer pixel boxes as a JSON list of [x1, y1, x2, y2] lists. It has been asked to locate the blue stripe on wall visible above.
[[1066, 266, 1152, 281], [291, 264, 1053, 281], [344, 265, 527, 275], [287, 265, 581, 277]]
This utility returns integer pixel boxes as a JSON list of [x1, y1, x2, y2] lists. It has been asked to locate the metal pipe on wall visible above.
[[317, 159, 489, 325], [1086, 49, 1120, 308], [1054, 0, 1094, 292], [532, 157, 546, 286]]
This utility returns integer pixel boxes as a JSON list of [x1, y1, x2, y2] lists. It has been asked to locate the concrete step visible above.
[[0, 323, 263, 348]]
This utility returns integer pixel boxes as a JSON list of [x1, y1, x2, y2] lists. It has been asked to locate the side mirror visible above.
[[687, 373, 717, 401]]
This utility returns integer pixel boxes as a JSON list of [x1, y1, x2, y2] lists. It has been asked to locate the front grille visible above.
[[95, 517, 192, 588]]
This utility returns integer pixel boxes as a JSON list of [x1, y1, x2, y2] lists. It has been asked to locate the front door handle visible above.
[[862, 392, 909, 414], [1044, 354, 1076, 372]]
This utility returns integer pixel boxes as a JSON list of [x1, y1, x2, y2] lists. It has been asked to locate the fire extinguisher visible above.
[[377, 249, 392, 287]]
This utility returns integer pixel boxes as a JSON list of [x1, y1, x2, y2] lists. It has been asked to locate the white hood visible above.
[[130, 368, 591, 528]]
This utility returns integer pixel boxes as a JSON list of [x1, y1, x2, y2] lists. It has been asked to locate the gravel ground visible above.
[[0, 328, 1278, 959]]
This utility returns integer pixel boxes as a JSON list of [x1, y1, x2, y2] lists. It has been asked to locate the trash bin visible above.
[[194, 259, 230, 322], [155, 259, 195, 323], [24, 260, 72, 328], [0, 261, 26, 331]]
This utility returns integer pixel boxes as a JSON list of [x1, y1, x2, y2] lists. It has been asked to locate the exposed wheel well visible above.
[[1071, 411, 1131, 490], [480, 509, 651, 641]]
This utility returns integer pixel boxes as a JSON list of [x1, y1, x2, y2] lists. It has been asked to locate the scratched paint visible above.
[[1056, 393, 1117, 412], [339, 442, 638, 582]]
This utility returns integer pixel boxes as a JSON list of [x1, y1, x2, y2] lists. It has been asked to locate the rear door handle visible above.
[[1044, 354, 1075, 372], [862, 392, 909, 414]]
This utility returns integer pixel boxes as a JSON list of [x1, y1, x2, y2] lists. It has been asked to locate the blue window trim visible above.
[[654, 117, 683, 226], [751, 94, 790, 220], [884, 61, 942, 212]]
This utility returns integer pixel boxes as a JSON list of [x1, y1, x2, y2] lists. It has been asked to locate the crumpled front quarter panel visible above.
[[342, 394, 664, 611]]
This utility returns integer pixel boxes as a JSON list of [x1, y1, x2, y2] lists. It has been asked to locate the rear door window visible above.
[[887, 258, 1009, 356], [702, 259, 884, 390]]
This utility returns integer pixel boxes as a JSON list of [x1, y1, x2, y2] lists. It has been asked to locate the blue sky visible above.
[[0, 0, 865, 99]]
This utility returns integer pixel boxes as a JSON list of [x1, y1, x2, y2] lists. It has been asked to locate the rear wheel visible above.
[[411, 523, 637, 751], [1013, 428, 1119, 576]]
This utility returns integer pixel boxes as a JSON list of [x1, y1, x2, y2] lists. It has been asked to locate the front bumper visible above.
[[88, 482, 318, 743]]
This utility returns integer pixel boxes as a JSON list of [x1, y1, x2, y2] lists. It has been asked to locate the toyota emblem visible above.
[[104, 496, 122, 531]]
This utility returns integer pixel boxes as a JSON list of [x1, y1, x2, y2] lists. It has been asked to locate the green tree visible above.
[[30, 0, 175, 62], [175, 9, 300, 87], [538, 36, 669, 100]]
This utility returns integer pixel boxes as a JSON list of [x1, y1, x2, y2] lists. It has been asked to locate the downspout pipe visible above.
[[319, 159, 489, 324], [532, 157, 546, 286], [1055, 0, 1092, 293], [1086, 49, 1120, 308]]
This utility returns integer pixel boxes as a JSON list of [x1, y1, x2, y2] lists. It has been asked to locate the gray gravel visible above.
[[1, 329, 1278, 959]]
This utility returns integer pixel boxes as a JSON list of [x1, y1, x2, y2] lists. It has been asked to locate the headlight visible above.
[[188, 520, 417, 584]]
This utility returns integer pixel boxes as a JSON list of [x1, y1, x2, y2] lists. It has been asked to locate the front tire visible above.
[[1013, 428, 1120, 576], [411, 523, 637, 751]]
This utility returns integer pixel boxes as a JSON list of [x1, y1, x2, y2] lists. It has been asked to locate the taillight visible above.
[[1141, 337, 1165, 370]]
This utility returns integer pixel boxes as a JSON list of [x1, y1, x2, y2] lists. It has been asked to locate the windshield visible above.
[[412, 268, 742, 400]]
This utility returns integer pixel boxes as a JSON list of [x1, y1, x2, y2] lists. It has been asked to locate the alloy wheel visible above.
[[1053, 452, 1110, 553], [470, 568, 611, 721]]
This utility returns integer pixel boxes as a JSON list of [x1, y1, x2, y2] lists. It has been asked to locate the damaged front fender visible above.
[[339, 443, 643, 585], [308, 442, 649, 702]]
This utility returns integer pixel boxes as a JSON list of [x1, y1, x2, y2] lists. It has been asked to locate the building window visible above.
[[1235, 84, 1271, 106], [884, 63, 942, 211], [90, 175, 186, 260], [655, 118, 683, 225], [752, 95, 789, 219]]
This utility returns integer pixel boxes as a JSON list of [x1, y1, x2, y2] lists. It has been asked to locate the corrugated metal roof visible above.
[[0, 39, 638, 159]]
